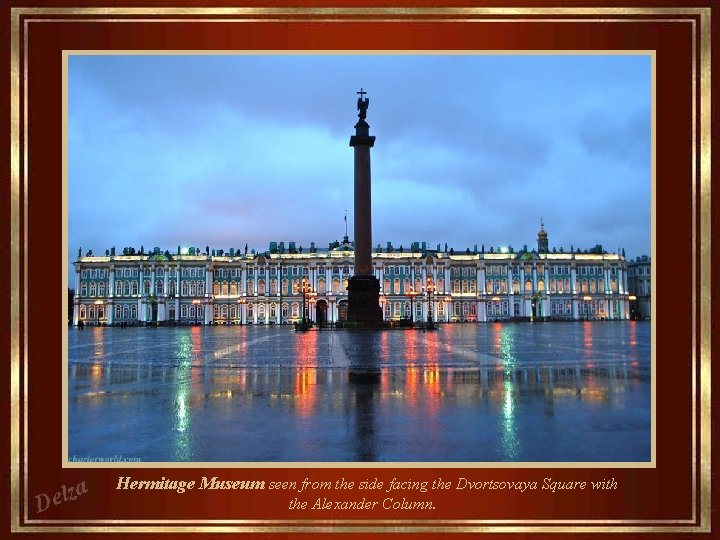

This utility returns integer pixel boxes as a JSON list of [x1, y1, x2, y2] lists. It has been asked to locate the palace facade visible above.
[[71, 226, 634, 326]]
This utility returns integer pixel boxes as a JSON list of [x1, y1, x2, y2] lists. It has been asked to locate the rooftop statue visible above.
[[357, 88, 369, 120]]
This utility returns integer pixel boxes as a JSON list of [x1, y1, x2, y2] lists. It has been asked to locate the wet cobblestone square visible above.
[[68, 322, 650, 462]]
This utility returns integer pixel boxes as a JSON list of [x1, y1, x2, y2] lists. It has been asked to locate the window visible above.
[[525, 281, 532, 292], [282, 280, 289, 295], [537, 279, 545, 292], [384, 303, 391, 319], [332, 279, 340, 294], [189, 281, 196, 296], [291, 303, 299, 318], [143, 280, 151, 295], [89, 282, 96, 296], [318, 278, 326, 294], [453, 280, 460, 294], [115, 305, 122, 319], [130, 306, 137, 319], [248, 304, 254, 318], [513, 280, 520, 293], [156, 281, 163, 295], [79, 305, 86, 319], [230, 282, 238, 296], [270, 303, 277, 319], [230, 305, 237, 319], [270, 279, 277, 295], [81, 270, 87, 278], [393, 279, 400, 295], [213, 282, 219, 296], [198, 281, 205, 295], [222, 282, 229, 296], [282, 303, 289, 318], [258, 279, 265, 295]]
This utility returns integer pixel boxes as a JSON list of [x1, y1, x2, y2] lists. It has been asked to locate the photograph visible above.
[[66, 54, 652, 463]]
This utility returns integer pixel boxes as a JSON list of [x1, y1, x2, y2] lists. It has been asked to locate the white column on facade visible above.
[[137, 298, 143, 322], [163, 268, 169, 298], [109, 267, 115, 297], [477, 266, 484, 295], [157, 303, 165, 323], [254, 271, 259, 297], [479, 300, 486, 322], [253, 301, 258, 324], [241, 267, 247, 296], [571, 266, 578, 294], [74, 268, 81, 295], [532, 266, 537, 292], [507, 267, 514, 296], [444, 266, 451, 294], [604, 267, 611, 293], [519, 267, 525, 296], [206, 267, 212, 298], [544, 267, 550, 293], [573, 299, 579, 320], [151, 265, 156, 296]]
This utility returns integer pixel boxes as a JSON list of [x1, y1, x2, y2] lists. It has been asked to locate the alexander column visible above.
[[347, 88, 383, 323]]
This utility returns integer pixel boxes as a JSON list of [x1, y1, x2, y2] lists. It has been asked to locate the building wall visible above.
[[72, 249, 631, 326], [627, 256, 652, 320]]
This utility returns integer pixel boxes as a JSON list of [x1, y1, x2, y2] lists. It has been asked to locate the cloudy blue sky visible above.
[[68, 54, 650, 275]]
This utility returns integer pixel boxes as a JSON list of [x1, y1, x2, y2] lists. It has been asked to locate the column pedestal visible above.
[[346, 275, 383, 323]]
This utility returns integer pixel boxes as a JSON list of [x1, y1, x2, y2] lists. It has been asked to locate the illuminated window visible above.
[[537, 279, 545, 292], [258, 279, 266, 295], [525, 280, 532, 292], [282, 279, 289, 295], [213, 282, 220, 296], [230, 282, 237, 296], [318, 278, 326, 294], [222, 282, 229, 296], [269, 279, 277, 295]]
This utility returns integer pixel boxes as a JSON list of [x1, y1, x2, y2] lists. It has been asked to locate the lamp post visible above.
[[425, 277, 435, 327], [379, 292, 386, 321]]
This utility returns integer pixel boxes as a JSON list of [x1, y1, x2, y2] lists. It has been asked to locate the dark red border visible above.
[[3, 2, 718, 538]]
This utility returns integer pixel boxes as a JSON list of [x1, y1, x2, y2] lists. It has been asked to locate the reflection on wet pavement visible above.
[[68, 322, 650, 462]]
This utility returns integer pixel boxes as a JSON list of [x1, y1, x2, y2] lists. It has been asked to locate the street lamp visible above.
[[300, 277, 314, 329], [425, 277, 436, 326], [379, 292, 386, 321]]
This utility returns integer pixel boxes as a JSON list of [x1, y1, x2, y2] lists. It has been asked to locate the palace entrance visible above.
[[315, 299, 328, 328]]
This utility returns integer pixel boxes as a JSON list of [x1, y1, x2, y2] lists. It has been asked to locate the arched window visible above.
[[143, 280, 150, 295], [282, 303, 289, 318], [181, 305, 188, 318], [469, 280, 476, 293], [230, 305, 237, 319], [89, 305, 96, 319], [589, 280, 596, 293], [189, 281, 196, 296], [131, 282, 138, 296], [470, 303, 476, 316], [115, 280, 122, 296], [383, 278, 390, 294], [462, 281, 469, 294], [270, 279, 277, 295], [213, 282, 220, 296], [89, 282, 97, 297], [332, 279, 340, 294], [537, 279, 545, 292], [525, 280, 532, 292], [198, 281, 204, 295], [581, 280, 588, 293], [513, 280, 520, 293], [79, 305, 86, 319], [98, 282, 106, 296], [393, 279, 400, 295], [501, 279, 508, 293], [230, 282, 237, 296], [291, 303, 299, 318], [437, 278, 444, 293], [213, 305, 219, 318], [122, 306, 129, 319], [403, 279, 411, 294], [156, 281, 163, 295], [168, 280, 176, 296], [383, 303, 390, 319], [403, 302, 411, 317], [80, 283, 87, 297], [318, 278, 326, 294], [258, 280, 265, 295], [130, 306, 137, 319], [270, 303, 277, 319], [221, 305, 228, 319], [248, 281, 255, 295], [453, 280, 460, 294], [221, 282, 229, 296], [415, 278, 422, 292], [248, 303, 254, 318]]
